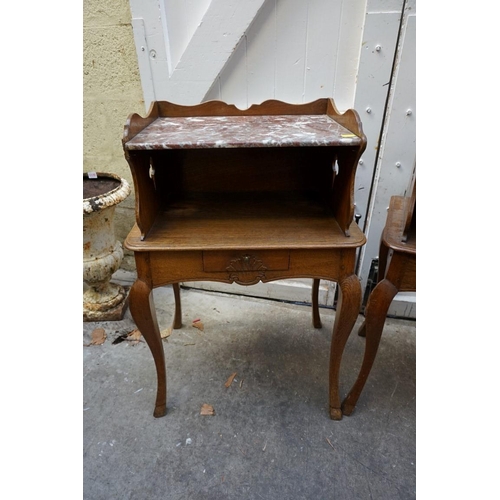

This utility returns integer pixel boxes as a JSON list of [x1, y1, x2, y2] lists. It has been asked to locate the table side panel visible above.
[[125, 151, 159, 239], [399, 255, 416, 291], [385, 251, 416, 292]]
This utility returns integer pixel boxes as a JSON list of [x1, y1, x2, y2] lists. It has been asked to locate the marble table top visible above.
[[125, 114, 361, 150]]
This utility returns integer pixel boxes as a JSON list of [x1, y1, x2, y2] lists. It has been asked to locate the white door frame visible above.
[[355, 0, 416, 318]]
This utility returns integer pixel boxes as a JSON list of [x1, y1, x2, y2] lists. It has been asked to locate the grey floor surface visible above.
[[83, 284, 416, 500]]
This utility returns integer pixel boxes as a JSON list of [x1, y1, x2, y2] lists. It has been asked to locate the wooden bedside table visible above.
[[122, 99, 366, 420]]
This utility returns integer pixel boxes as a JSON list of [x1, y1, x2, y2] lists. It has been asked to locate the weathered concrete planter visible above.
[[83, 172, 131, 321]]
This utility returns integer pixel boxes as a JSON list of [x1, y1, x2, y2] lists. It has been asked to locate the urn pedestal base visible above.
[[83, 282, 129, 322]]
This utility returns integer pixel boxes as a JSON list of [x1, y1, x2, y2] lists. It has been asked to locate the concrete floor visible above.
[[83, 283, 416, 500]]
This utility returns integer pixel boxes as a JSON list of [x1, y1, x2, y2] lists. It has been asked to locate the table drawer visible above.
[[202, 250, 290, 273]]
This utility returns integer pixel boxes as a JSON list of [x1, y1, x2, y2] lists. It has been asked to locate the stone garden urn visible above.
[[83, 172, 131, 321]]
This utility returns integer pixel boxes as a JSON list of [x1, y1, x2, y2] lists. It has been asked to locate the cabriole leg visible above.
[[172, 283, 182, 329], [312, 279, 322, 329], [129, 278, 167, 418], [329, 274, 361, 420], [342, 278, 398, 416]]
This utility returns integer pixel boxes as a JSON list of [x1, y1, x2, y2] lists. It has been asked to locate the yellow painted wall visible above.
[[83, 0, 144, 270]]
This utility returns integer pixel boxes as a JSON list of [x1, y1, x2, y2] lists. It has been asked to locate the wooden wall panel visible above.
[[204, 0, 365, 110]]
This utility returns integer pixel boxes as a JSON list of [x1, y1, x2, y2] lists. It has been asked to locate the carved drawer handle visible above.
[[226, 254, 267, 285]]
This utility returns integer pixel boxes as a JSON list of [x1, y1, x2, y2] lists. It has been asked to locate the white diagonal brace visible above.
[[161, 0, 267, 104]]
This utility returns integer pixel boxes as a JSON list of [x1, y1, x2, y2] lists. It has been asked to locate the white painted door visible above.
[[354, 0, 416, 317], [128, 0, 416, 315]]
